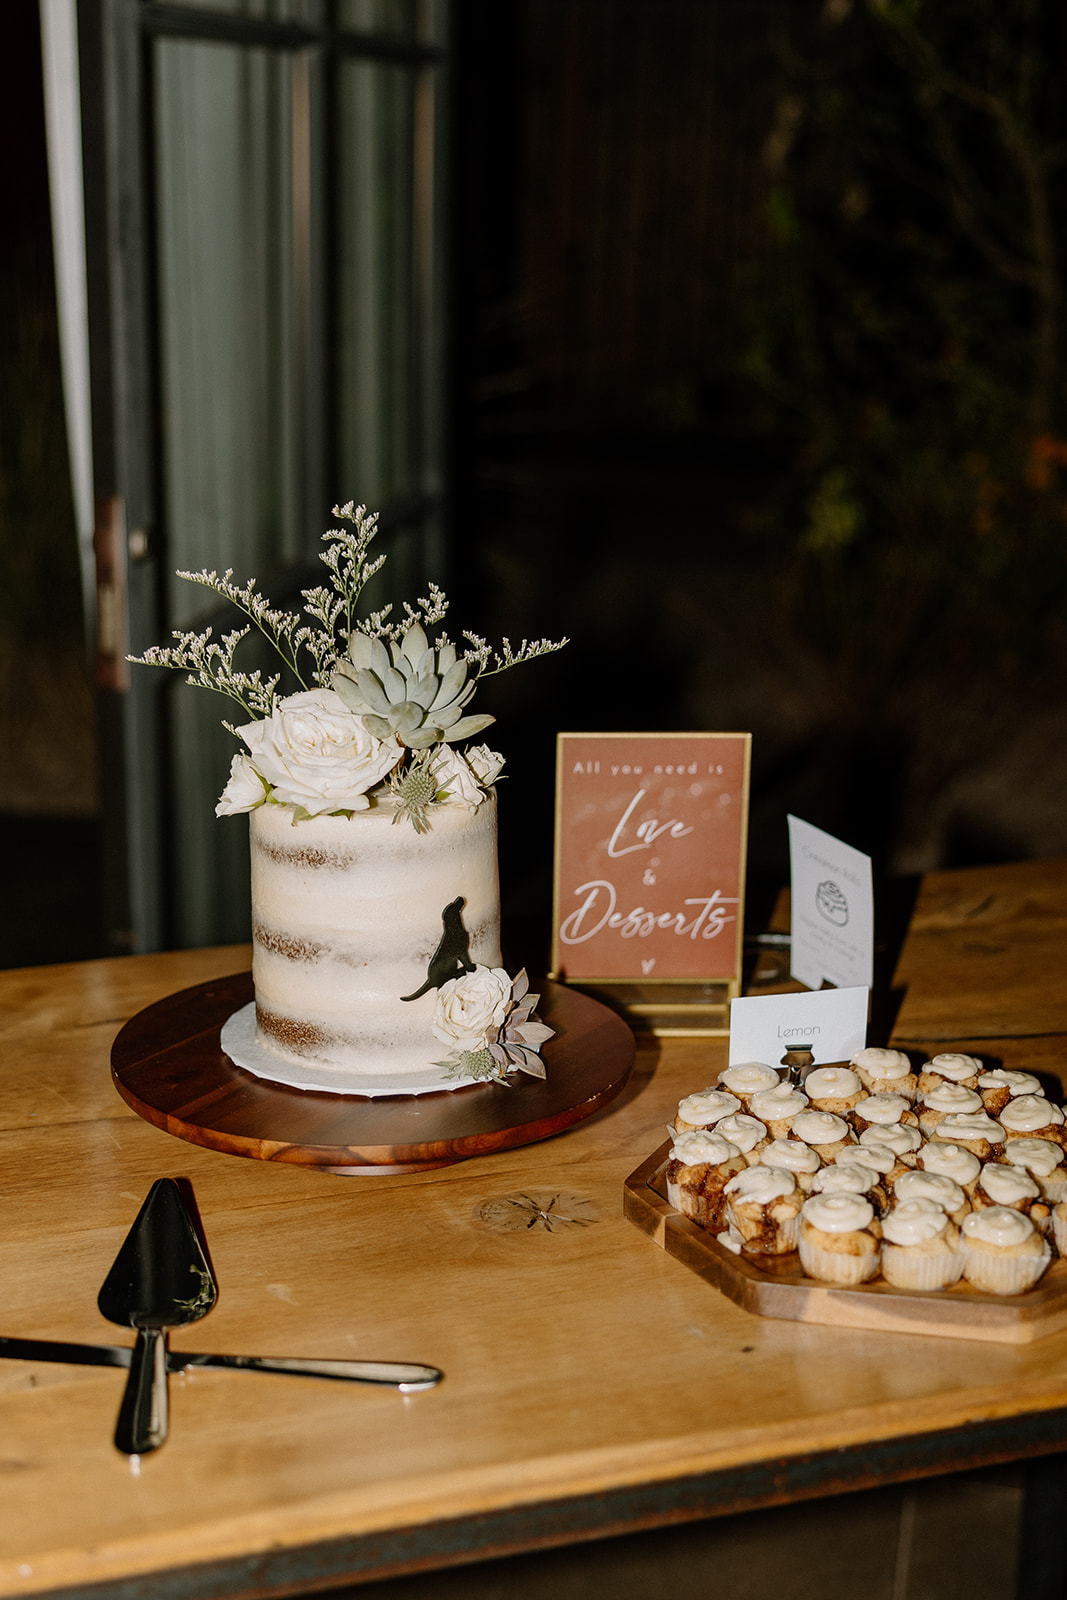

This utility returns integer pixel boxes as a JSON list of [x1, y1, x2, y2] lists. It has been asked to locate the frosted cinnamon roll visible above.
[[860, 1121, 922, 1167], [1002, 1138, 1067, 1204], [837, 1141, 907, 1195], [978, 1070, 1043, 1118], [892, 1169, 969, 1226], [930, 1113, 1005, 1162], [850, 1093, 919, 1137], [758, 1138, 821, 1191], [717, 1062, 780, 1112], [749, 1082, 809, 1140], [917, 1052, 982, 1096], [674, 1087, 742, 1133], [881, 1198, 963, 1290], [973, 1163, 1048, 1232], [960, 1207, 1050, 1295], [850, 1046, 917, 1100], [803, 1066, 864, 1116], [714, 1112, 770, 1165], [723, 1165, 803, 1255], [918, 1140, 982, 1196], [812, 1159, 885, 1215], [918, 1083, 983, 1135], [798, 1192, 881, 1284], [791, 1110, 853, 1162], [998, 1096, 1065, 1149], [665, 1130, 746, 1231]]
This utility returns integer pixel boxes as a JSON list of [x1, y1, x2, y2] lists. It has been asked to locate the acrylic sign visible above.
[[551, 733, 751, 984]]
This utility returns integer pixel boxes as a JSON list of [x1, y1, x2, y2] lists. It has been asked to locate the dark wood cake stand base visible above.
[[111, 974, 635, 1173]]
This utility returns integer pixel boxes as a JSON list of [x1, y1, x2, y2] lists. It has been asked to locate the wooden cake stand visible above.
[[111, 973, 635, 1173]]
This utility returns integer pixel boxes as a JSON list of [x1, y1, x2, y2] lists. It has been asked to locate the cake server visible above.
[[0, 1336, 441, 1390], [97, 1179, 217, 1454]]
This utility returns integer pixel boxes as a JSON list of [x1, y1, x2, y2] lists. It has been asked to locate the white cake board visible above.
[[220, 1003, 482, 1097]]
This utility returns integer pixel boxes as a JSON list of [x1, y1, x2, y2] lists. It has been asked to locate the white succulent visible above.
[[331, 621, 496, 750]]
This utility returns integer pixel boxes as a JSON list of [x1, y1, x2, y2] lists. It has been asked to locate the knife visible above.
[[0, 1336, 442, 1391]]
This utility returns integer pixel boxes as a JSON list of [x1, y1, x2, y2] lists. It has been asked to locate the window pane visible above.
[[336, 59, 419, 509], [154, 37, 302, 627]]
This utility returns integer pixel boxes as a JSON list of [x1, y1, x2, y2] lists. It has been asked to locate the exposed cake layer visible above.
[[250, 793, 501, 1078]]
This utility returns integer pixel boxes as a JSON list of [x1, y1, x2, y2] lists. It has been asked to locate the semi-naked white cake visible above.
[[249, 792, 502, 1083]]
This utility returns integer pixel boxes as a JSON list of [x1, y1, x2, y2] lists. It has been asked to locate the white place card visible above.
[[728, 986, 869, 1069], [787, 815, 874, 991]]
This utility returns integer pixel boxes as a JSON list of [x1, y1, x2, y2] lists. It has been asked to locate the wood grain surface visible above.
[[0, 866, 1066, 1599], [109, 975, 635, 1171]]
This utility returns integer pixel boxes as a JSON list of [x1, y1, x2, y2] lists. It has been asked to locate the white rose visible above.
[[237, 688, 402, 817], [431, 965, 513, 1050], [215, 753, 268, 816], [430, 745, 485, 808], [466, 744, 504, 787]]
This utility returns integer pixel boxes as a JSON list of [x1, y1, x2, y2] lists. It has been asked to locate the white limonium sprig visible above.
[[128, 501, 567, 828]]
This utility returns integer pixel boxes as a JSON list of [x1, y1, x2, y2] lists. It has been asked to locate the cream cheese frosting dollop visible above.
[[837, 1142, 896, 1176], [669, 1129, 741, 1167], [933, 1113, 1005, 1144], [676, 1088, 742, 1125], [920, 1142, 981, 1184], [801, 1192, 875, 1233], [855, 1092, 911, 1125], [804, 1067, 862, 1100], [883, 1197, 951, 1246], [999, 1096, 1063, 1134], [861, 1122, 922, 1157], [851, 1046, 912, 1079], [922, 1083, 983, 1116], [714, 1113, 768, 1153], [978, 1069, 1042, 1098], [894, 1170, 966, 1212], [811, 1165, 872, 1195], [792, 1110, 850, 1147], [718, 1062, 780, 1097], [759, 1139, 821, 1176], [962, 1205, 1036, 1248], [749, 1084, 809, 1122], [1003, 1138, 1066, 1179], [724, 1166, 795, 1204], [924, 1052, 982, 1082], [978, 1164, 1039, 1206]]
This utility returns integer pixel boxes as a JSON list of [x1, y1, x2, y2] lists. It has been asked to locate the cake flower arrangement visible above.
[[131, 502, 566, 1086]]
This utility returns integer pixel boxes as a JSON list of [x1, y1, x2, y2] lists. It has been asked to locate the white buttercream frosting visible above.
[[812, 1165, 871, 1195], [883, 1197, 951, 1246], [894, 1170, 966, 1213], [749, 1084, 809, 1122], [714, 1113, 768, 1153], [920, 1142, 982, 1184], [801, 1192, 875, 1233], [792, 1110, 850, 1146], [978, 1070, 1042, 1097], [719, 1062, 780, 1097], [724, 1166, 795, 1203], [999, 1095, 1063, 1133], [677, 1088, 742, 1125], [837, 1142, 895, 1176], [862, 1122, 922, 1157], [669, 1129, 741, 1167], [854, 1092, 911, 1125], [924, 1052, 982, 1081], [922, 1084, 983, 1115], [1004, 1138, 1066, 1179], [933, 1113, 1004, 1144], [979, 1165, 1039, 1205], [804, 1067, 862, 1100], [962, 1206, 1036, 1248], [850, 1047, 912, 1079], [759, 1139, 821, 1175]]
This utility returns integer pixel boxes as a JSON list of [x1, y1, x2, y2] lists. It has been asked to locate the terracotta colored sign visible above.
[[551, 733, 751, 983]]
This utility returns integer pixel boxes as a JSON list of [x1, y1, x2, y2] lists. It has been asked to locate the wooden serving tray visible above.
[[624, 1142, 1067, 1344]]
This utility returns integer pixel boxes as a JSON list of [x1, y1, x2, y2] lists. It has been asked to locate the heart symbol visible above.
[[641, 958, 656, 975]]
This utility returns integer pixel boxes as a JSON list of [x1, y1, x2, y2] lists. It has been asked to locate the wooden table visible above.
[[3, 858, 1067, 1600]]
